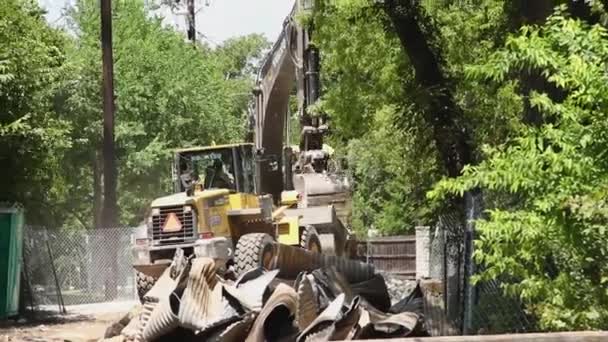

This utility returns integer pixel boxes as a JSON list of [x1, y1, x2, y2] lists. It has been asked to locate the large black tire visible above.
[[300, 225, 322, 253], [319, 233, 338, 256], [135, 271, 157, 302], [235, 233, 275, 276]]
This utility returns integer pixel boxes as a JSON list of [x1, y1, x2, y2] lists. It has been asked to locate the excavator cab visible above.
[[172, 143, 256, 195]]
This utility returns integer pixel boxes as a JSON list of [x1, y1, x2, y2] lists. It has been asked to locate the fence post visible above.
[[366, 228, 379, 265], [416, 226, 431, 280], [43, 228, 66, 314], [463, 189, 482, 334]]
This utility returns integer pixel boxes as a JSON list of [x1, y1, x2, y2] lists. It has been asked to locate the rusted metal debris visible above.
[[271, 242, 376, 283], [101, 252, 426, 342]]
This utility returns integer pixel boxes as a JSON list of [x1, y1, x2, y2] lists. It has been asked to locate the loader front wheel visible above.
[[135, 271, 157, 302], [235, 233, 275, 276], [300, 225, 321, 253]]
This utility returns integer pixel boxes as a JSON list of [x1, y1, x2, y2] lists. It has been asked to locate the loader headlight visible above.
[[151, 208, 160, 216], [136, 238, 148, 245], [183, 205, 192, 213]]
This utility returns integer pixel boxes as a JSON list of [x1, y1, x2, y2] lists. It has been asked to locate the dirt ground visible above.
[[0, 302, 135, 342]]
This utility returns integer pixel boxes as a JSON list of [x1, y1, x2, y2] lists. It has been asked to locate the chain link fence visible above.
[[468, 277, 536, 334], [428, 211, 465, 333], [21, 225, 138, 312], [18, 217, 537, 334], [428, 194, 537, 335]]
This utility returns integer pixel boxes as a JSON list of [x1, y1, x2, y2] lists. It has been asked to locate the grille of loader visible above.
[[151, 206, 195, 244]]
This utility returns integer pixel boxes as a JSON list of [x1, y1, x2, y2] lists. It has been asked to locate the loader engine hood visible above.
[[150, 192, 192, 208]]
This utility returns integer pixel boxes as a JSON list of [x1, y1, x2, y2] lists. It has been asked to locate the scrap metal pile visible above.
[[103, 253, 427, 342]]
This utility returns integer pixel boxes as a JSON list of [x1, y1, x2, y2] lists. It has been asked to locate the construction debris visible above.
[[101, 252, 427, 342]]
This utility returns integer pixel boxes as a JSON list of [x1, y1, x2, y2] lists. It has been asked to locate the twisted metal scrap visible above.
[[373, 311, 420, 334], [178, 257, 224, 332], [136, 301, 156, 341], [121, 310, 142, 340], [356, 304, 422, 339], [141, 292, 181, 341], [223, 268, 280, 312], [332, 296, 362, 340], [245, 283, 298, 342], [136, 250, 189, 341], [209, 312, 257, 342], [295, 267, 357, 334], [295, 273, 319, 331], [273, 243, 375, 283], [297, 293, 345, 342], [144, 248, 188, 301], [100, 336, 127, 342]]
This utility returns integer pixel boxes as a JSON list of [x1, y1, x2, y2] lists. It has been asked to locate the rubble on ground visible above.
[[381, 272, 418, 305], [101, 256, 427, 342]]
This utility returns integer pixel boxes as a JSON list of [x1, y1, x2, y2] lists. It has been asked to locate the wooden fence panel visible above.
[[357, 235, 416, 278]]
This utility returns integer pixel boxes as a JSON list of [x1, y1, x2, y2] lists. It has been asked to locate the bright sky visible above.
[[38, 0, 295, 44]]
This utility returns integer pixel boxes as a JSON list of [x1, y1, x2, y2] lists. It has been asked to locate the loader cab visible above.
[[172, 143, 256, 195]]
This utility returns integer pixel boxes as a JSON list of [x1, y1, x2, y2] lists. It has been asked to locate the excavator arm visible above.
[[252, 1, 330, 200]]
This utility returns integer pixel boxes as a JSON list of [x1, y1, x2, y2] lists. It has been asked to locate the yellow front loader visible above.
[[131, 144, 346, 300]]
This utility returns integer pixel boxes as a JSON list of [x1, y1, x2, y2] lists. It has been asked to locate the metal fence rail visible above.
[[357, 235, 416, 278], [21, 225, 137, 311]]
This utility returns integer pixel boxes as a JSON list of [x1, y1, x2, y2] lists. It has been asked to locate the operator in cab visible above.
[[205, 159, 235, 190]]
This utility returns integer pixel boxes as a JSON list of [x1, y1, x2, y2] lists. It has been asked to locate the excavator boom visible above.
[[252, 1, 354, 255], [253, 1, 334, 201]]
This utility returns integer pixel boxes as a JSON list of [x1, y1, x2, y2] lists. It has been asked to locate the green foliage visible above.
[[348, 106, 439, 235], [313, 0, 514, 235], [0, 0, 266, 227], [215, 34, 271, 79], [5, 0, 608, 330], [61, 0, 267, 225], [432, 0, 524, 149], [312, 3, 441, 235], [314, 3, 407, 141], [0, 0, 71, 224], [430, 7, 608, 330]]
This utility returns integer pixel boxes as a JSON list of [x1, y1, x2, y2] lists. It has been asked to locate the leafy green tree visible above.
[[431, 7, 608, 330], [0, 0, 72, 225], [311, 0, 512, 234], [216, 34, 270, 79], [59, 0, 268, 226], [311, 3, 442, 234], [347, 106, 439, 235]]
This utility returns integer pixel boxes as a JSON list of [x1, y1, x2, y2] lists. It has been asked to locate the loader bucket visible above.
[[133, 261, 171, 279]]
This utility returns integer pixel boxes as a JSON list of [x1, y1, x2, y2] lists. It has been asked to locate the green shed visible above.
[[0, 204, 24, 319]]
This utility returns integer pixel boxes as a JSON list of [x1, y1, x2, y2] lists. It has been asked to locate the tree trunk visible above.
[[383, 0, 473, 179], [505, 0, 554, 29], [383, 3, 475, 327]]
